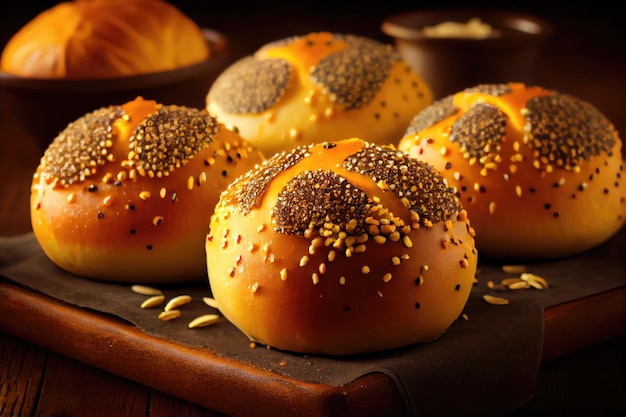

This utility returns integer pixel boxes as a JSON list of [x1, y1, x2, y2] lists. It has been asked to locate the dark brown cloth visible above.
[[1, 230, 625, 417]]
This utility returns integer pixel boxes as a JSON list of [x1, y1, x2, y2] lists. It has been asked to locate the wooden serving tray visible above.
[[1, 231, 625, 417]]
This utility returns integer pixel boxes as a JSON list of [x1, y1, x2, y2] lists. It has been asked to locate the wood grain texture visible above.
[[1, 280, 624, 417], [0, 333, 45, 417], [0, 284, 372, 417]]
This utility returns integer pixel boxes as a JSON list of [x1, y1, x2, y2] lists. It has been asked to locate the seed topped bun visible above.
[[1, 0, 210, 78], [31, 97, 264, 283], [398, 82, 626, 260], [206, 32, 433, 157], [206, 138, 477, 356]]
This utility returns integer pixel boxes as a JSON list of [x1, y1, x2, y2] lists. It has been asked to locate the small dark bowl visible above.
[[381, 10, 552, 99], [0, 29, 231, 151]]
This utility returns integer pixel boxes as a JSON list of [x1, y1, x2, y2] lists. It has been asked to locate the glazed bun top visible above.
[[206, 138, 478, 355], [1, 0, 210, 78], [398, 82, 626, 260], [206, 32, 433, 157], [30, 97, 265, 283]]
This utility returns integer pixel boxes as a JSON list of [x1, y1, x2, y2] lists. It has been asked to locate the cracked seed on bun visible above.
[[30, 97, 264, 283], [206, 32, 433, 157], [205, 138, 477, 356], [398, 82, 626, 260]]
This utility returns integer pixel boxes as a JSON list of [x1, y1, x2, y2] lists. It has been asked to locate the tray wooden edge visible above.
[[0, 282, 402, 417], [2, 281, 625, 417], [542, 285, 626, 362]]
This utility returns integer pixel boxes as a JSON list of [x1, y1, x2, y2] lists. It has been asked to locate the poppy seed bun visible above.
[[1, 0, 209, 78], [206, 32, 433, 157], [31, 97, 264, 283], [205, 138, 477, 356], [398, 82, 626, 260]]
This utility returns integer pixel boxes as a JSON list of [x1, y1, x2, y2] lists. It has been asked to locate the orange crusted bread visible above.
[[31, 97, 264, 283], [206, 32, 433, 157], [206, 138, 477, 356], [398, 82, 626, 260], [1, 0, 210, 78]]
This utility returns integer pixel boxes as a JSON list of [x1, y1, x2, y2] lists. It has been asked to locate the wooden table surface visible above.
[[1, 2, 626, 416]]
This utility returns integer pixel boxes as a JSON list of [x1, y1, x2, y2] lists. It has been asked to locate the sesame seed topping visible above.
[[310, 34, 401, 110], [524, 93, 617, 171], [216, 140, 464, 282], [209, 56, 291, 114], [405, 95, 457, 135], [39, 106, 123, 186], [125, 106, 218, 179], [449, 102, 507, 171], [39, 104, 220, 188]]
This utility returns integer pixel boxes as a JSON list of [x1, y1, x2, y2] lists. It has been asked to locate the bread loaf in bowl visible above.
[[205, 138, 477, 356], [1, 0, 210, 78], [398, 82, 626, 260], [206, 32, 433, 157], [31, 97, 264, 283]]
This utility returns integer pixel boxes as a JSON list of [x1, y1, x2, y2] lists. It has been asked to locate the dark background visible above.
[[2, 1, 625, 54], [2, 0, 625, 133]]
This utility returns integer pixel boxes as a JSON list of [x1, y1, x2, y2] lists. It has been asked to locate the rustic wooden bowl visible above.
[[381, 10, 552, 99], [0, 29, 231, 151]]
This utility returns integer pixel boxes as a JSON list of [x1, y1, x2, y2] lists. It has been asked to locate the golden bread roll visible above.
[[205, 138, 477, 356], [398, 82, 626, 260], [1, 0, 209, 78], [206, 32, 433, 157], [31, 97, 264, 283]]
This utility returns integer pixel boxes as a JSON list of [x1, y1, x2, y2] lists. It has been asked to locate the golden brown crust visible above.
[[206, 138, 477, 355], [1, 0, 209, 78], [31, 97, 264, 283], [398, 82, 626, 260], [206, 32, 433, 157]]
